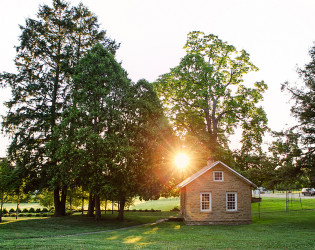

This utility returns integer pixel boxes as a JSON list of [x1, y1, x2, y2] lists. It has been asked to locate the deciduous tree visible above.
[[281, 44, 315, 186], [154, 31, 268, 158]]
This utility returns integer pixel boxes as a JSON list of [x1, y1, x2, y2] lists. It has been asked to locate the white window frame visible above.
[[226, 192, 237, 211], [213, 171, 224, 181], [200, 192, 212, 212]]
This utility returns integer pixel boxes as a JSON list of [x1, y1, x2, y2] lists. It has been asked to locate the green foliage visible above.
[[22, 208, 28, 213], [0, 0, 118, 216], [28, 208, 35, 213], [37, 189, 54, 209], [154, 31, 268, 157], [281, 44, 315, 186], [56, 43, 172, 220]]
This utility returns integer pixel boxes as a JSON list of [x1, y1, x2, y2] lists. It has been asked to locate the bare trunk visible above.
[[0, 191, 4, 223], [117, 196, 126, 221], [87, 194, 95, 217], [16, 192, 19, 220], [54, 187, 67, 216], [95, 195, 101, 221]]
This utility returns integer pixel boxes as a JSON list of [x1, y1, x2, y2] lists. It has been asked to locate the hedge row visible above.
[[2, 213, 53, 217], [1, 207, 51, 214]]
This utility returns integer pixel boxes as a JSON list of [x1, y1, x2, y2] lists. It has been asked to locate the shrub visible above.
[[42, 213, 48, 217], [26, 213, 33, 217], [35, 213, 41, 217], [2, 208, 8, 214], [9, 208, 15, 213], [170, 206, 180, 212], [10, 213, 16, 217], [29, 208, 35, 213], [42, 208, 49, 213], [35, 208, 41, 213], [19, 214, 25, 217], [22, 208, 29, 213], [66, 210, 72, 216], [17, 208, 22, 213]]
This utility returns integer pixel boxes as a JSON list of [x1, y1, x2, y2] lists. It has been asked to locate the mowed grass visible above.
[[129, 197, 180, 211], [1, 198, 315, 249]]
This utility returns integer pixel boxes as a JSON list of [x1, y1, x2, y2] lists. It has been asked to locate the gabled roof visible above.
[[176, 161, 257, 189]]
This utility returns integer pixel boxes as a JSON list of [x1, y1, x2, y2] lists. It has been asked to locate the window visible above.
[[213, 171, 224, 181], [226, 192, 237, 211], [200, 192, 211, 211]]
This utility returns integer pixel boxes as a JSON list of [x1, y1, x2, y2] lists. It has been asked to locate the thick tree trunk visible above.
[[117, 196, 126, 221], [61, 188, 67, 216], [87, 194, 95, 217], [95, 195, 101, 221], [54, 187, 67, 216], [54, 188, 62, 216]]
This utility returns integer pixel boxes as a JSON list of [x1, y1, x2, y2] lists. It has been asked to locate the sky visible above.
[[0, 0, 315, 157]]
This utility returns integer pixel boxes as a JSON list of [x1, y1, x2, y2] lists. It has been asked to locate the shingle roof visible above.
[[176, 161, 257, 188]]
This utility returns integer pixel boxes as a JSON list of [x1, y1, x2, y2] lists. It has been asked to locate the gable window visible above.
[[200, 192, 211, 211], [213, 171, 224, 181], [226, 192, 237, 211]]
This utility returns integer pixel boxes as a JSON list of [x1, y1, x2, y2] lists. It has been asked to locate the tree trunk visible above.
[[105, 200, 107, 214], [16, 192, 19, 220], [81, 194, 84, 215], [95, 195, 101, 221], [117, 196, 126, 221], [54, 188, 62, 216], [61, 188, 67, 216], [0, 191, 3, 223], [87, 194, 95, 217], [54, 187, 67, 216]]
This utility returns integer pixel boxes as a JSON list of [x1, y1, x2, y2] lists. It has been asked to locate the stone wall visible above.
[[181, 163, 252, 225]]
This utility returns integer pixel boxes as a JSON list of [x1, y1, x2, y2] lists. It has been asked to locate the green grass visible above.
[[129, 197, 180, 211], [1, 198, 315, 249]]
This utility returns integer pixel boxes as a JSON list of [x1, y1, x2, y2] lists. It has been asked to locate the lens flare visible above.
[[174, 153, 189, 169]]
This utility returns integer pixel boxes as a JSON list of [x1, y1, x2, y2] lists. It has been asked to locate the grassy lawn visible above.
[[1, 198, 315, 249], [129, 197, 180, 211]]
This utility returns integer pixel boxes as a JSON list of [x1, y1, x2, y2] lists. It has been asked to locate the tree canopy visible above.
[[56, 44, 172, 220], [281, 44, 315, 186], [154, 31, 268, 159], [0, 0, 118, 216]]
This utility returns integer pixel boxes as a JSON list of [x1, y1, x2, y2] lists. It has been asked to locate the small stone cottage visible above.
[[177, 158, 257, 225]]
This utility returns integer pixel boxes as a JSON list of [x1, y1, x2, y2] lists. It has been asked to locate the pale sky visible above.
[[0, 0, 315, 157]]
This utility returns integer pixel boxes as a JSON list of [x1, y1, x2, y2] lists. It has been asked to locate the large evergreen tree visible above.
[[58, 44, 172, 220], [0, 0, 118, 216]]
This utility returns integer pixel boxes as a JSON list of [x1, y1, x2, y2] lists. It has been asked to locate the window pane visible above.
[[214, 171, 223, 180]]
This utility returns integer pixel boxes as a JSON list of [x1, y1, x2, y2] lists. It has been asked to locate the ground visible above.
[[0, 197, 314, 249]]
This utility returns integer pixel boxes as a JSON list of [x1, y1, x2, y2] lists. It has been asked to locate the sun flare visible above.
[[174, 153, 189, 169]]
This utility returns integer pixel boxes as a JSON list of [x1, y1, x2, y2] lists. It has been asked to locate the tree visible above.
[[281, 44, 315, 186], [0, 158, 12, 222], [0, 0, 118, 216], [154, 31, 268, 158], [112, 79, 172, 220], [58, 44, 172, 221], [56, 43, 131, 220]]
